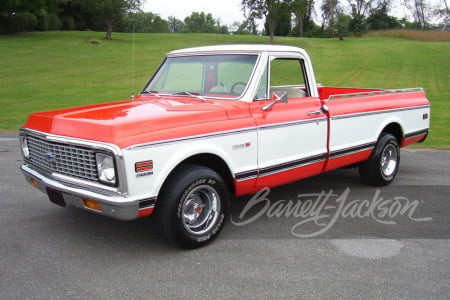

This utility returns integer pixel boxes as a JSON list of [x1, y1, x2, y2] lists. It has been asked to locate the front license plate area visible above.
[[46, 188, 66, 207]]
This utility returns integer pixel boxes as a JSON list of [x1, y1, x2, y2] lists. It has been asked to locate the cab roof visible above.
[[168, 44, 308, 56]]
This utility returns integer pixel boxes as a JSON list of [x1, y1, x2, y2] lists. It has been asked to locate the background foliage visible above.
[[0, 31, 448, 148], [1, 0, 449, 40]]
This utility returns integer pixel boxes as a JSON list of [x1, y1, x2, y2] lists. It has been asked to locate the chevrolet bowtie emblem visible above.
[[45, 152, 55, 163]]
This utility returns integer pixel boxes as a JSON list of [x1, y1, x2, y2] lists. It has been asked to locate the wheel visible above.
[[230, 82, 246, 95], [358, 133, 400, 186], [154, 164, 229, 249]]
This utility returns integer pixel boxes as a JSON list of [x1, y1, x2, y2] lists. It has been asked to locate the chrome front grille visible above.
[[27, 136, 98, 182]]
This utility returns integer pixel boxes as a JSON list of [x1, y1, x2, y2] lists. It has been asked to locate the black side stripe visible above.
[[329, 142, 376, 159], [235, 169, 259, 181], [139, 197, 156, 209], [404, 129, 428, 139], [258, 153, 327, 177], [234, 129, 428, 182], [235, 143, 376, 181], [235, 154, 327, 182]]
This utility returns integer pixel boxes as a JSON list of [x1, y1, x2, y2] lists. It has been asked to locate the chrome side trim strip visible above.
[[258, 117, 327, 130], [127, 106, 428, 150], [331, 105, 430, 121], [127, 117, 327, 150], [127, 127, 258, 150]]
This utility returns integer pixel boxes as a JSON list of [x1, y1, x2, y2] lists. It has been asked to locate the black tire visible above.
[[154, 164, 229, 249], [358, 133, 400, 186]]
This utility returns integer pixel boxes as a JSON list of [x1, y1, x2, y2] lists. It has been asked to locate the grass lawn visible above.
[[0, 31, 448, 148]]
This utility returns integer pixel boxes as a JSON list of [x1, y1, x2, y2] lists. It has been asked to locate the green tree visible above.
[[59, 1, 89, 30], [265, 1, 291, 36], [403, 0, 428, 29], [242, 0, 289, 43], [349, 12, 366, 36], [150, 14, 169, 33], [320, 0, 352, 39], [123, 12, 169, 33], [183, 12, 216, 33], [215, 19, 229, 34], [290, 0, 315, 37], [348, 0, 371, 16], [320, 0, 338, 31], [232, 18, 259, 35], [367, 3, 401, 29], [335, 12, 351, 39], [0, 0, 67, 33], [348, 0, 371, 36], [74, 0, 142, 39], [168, 16, 184, 33]]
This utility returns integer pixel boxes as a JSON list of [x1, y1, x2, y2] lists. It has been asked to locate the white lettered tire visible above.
[[155, 164, 229, 249]]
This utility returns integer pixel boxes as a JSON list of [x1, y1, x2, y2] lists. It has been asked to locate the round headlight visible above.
[[21, 137, 30, 158], [101, 157, 115, 181], [96, 153, 116, 184]]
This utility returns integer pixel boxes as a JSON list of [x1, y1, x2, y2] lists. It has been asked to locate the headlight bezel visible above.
[[20, 136, 30, 159], [96, 152, 117, 186]]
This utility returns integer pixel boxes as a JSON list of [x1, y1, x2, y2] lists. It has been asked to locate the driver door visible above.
[[251, 56, 328, 188]]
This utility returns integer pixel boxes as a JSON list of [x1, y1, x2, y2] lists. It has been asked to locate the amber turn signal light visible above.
[[30, 177, 39, 188], [82, 199, 102, 212]]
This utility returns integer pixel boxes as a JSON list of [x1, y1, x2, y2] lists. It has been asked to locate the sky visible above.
[[142, 0, 246, 26]]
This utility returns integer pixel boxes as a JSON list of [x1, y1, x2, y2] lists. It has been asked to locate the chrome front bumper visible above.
[[21, 164, 155, 220]]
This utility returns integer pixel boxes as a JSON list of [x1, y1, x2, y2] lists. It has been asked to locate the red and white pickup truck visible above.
[[20, 45, 430, 248]]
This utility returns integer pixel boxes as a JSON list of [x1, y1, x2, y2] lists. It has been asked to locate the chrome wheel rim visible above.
[[181, 185, 220, 235], [381, 144, 398, 177]]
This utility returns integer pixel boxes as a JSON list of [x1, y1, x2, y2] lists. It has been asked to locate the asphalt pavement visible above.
[[1, 134, 449, 299]]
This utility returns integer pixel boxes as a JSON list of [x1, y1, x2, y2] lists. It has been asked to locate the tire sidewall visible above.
[[378, 137, 400, 182], [157, 165, 228, 248], [175, 176, 227, 244], [359, 133, 400, 186]]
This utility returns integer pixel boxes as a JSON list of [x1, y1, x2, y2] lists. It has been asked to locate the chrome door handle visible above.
[[308, 110, 322, 115]]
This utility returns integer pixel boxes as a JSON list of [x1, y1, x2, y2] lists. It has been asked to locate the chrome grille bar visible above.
[[27, 136, 98, 182]]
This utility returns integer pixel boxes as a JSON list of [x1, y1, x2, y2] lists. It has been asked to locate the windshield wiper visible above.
[[172, 91, 206, 101], [140, 90, 161, 98]]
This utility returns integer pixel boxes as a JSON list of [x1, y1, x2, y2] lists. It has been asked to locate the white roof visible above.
[[168, 44, 307, 56]]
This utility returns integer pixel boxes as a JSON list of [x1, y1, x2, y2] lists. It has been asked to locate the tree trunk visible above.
[[414, 0, 426, 28], [299, 17, 304, 37], [444, 0, 450, 13], [105, 20, 113, 40], [268, 18, 276, 43]]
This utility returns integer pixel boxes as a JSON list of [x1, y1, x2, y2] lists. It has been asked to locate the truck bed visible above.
[[317, 86, 423, 101]]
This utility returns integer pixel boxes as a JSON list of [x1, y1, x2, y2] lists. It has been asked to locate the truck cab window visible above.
[[256, 58, 308, 100]]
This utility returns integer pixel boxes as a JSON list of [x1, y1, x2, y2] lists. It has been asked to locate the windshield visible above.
[[142, 54, 258, 99]]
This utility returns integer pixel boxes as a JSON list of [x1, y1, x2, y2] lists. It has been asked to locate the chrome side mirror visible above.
[[262, 91, 288, 111]]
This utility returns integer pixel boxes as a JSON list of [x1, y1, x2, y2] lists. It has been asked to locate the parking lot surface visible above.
[[1, 135, 449, 299]]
